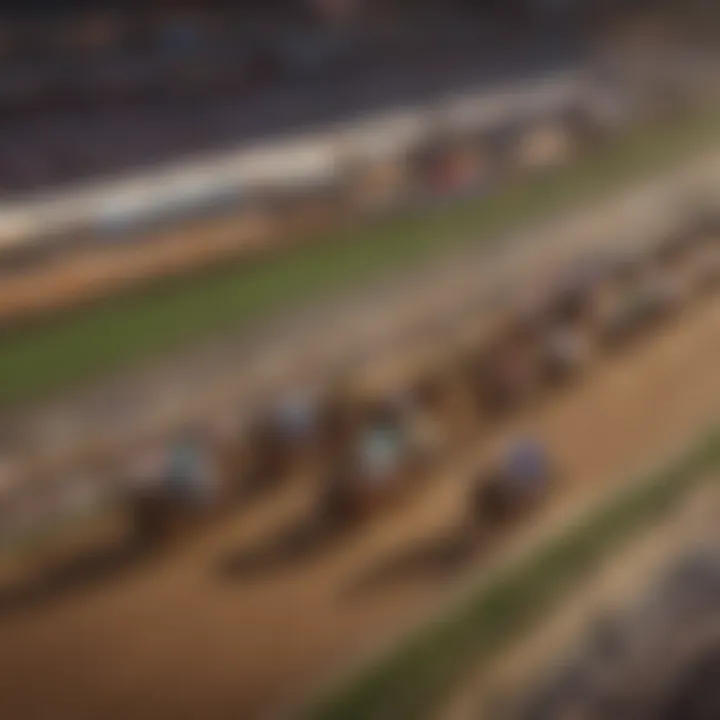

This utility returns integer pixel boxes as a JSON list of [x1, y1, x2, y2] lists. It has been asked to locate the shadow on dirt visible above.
[[0, 541, 143, 620], [215, 516, 344, 580], [342, 529, 487, 599]]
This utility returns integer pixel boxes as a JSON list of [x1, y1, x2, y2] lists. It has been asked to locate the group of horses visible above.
[[126, 211, 720, 550]]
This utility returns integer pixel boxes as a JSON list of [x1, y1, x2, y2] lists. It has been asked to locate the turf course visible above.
[[304, 427, 720, 720], [3, 109, 720, 405]]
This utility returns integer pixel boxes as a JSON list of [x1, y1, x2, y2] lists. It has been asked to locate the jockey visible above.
[[503, 436, 551, 493], [545, 323, 587, 369], [356, 421, 403, 487], [274, 389, 319, 438], [165, 430, 219, 508]]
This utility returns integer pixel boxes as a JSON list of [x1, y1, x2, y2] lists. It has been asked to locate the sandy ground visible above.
[[0, 209, 270, 323], [0, 196, 350, 326], [0, 282, 719, 719], [7, 147, 716, 487]]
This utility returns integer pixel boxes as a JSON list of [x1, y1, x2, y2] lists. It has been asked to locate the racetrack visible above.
[[1, 285, 720, 720], [5, 129, 720, 522], [2, 107, 720, 413]]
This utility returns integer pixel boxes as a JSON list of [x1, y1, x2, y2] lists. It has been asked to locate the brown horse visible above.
[[317, 375, 450, 528], [471, 317, 544, 417], [470, 440, 555, 530]]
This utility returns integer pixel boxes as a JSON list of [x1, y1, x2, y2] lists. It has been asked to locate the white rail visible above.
[[0, 71, 584, 252]]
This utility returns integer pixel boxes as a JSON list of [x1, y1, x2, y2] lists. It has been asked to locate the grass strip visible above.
[[3, 109, 720, 406], [305, 427, 720, 720]]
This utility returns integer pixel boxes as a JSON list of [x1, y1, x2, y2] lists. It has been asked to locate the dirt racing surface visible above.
[[5, 147, 713, 488], [0, 278, 719, 719], [0, 208, 277, 324]]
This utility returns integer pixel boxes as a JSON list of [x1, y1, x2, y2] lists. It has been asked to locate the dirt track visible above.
[[6, 146, 711, 482], [0, 286, 719, 719], [0, 208, 277, 323]]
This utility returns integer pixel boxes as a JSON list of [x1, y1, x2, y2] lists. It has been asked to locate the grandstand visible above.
[[0, 1, 583, 195], [0, 0, 711, 268]]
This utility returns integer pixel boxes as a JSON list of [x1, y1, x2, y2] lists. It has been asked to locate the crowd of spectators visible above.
[[0, 1, 584, 195]]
